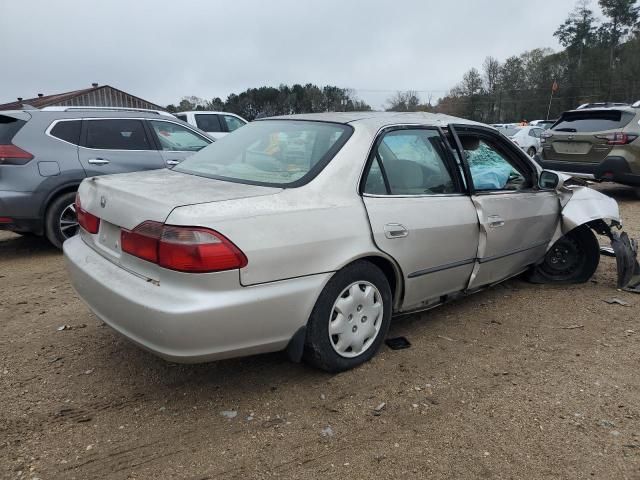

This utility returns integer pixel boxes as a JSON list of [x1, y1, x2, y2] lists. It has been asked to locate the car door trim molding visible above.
[[478, 240, 549, 264], [408, 258, 476, 278], [408, 239, 548, 279]]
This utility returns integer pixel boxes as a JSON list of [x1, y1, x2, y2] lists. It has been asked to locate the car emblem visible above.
[[567, 135, 574, 141], [100, 196, 107, 208]]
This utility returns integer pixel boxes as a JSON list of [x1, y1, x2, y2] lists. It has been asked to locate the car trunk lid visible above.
[[77, 168, 280, 277]]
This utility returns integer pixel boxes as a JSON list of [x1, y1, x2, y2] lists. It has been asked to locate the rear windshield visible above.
[[552, 110, 633, 133], [0, 115, 27, 143], [174, 120, 353, 187]]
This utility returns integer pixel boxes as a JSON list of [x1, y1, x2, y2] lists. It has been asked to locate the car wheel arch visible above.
[[334, 254, 404, 311], [286, 255, 401, 364], [41, 182, 81, 218]]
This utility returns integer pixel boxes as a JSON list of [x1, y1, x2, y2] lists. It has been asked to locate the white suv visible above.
[[174, 111, 247, 139]]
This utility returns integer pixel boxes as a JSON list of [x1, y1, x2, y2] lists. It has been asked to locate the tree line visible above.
[[166, 84, 371, 121], [388, 0, 640, 122]]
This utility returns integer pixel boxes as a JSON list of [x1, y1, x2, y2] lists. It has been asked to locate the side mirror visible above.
[[539, 170, 560, 189]]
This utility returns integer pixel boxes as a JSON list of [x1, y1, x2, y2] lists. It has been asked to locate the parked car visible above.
[[529, 120, 555, 129], [64, 112, 638, 372], [508, 126, 545, 156], [0, 106, 213, 248], [536, 105, 640, 192], [492, 123, 518, 130], [174, 111, 247, 139]]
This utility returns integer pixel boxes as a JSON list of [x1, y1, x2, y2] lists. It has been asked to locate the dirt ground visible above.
[[1, 184, 639, 480]]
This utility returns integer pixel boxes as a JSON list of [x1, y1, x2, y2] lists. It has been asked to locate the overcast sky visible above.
[[1, 0, 580, 109]]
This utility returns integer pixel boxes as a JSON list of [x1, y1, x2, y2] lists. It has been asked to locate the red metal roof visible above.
[[0, 85, 163, 111]]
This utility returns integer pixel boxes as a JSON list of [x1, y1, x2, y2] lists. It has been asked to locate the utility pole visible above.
[[547, 80, 559, 120]]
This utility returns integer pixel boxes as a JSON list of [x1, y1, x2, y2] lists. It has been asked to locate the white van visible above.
[[174, 111, 248, 139]]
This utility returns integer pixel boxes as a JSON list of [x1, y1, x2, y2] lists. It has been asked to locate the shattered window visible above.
[[461, 136, 527, 191]]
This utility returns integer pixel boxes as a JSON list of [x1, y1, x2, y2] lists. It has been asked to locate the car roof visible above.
[[0, 109, 179, 120], [564, 106, 638, 115], [264, 111, 487, 130], [178, 111, 243, 116]]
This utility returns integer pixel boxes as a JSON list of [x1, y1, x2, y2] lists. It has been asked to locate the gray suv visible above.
[[0, 107, 212, 248]]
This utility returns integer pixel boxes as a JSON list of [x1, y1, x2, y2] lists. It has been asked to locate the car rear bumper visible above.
[[536, 156, 640, 186], [0, 190, 43, 234], [63, 235, 331, 363]]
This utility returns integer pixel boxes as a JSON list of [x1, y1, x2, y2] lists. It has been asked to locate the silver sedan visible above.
[[63, 112, 639, 372]]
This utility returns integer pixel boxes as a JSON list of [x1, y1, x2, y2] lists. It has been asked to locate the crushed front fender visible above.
[[610, 231, 640, 292], [557, 184, 640, 292]]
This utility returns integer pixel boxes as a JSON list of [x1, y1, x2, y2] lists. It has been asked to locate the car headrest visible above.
[[460, 136, 480, 151], [386, 159, 424, 190]]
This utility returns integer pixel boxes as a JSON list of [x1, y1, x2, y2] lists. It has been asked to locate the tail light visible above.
[[595, 132, 638, 145], [75, 193, 100, 234], [121, 221, 247, 273], [540, 131, 553, 144], [0, 145, 33, 165]]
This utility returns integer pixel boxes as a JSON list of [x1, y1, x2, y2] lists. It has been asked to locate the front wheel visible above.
[[528, 225, 600, 284], [303, 261, 392, 372], [45, 192, 79, 249]]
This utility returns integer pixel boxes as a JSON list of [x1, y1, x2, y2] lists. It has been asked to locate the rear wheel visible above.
[[45, 192, 79, 249], [527, 147, 536, 157], [529, 225, 600, 283], [303, 261, 392, 372]]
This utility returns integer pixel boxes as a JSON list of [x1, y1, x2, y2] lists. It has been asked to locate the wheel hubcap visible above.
[[59, 203, 79, 239], [328, 281, 383, 358]]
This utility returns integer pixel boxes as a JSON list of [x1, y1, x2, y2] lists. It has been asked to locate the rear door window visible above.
[[529, 128, 543, 138], [195, 114, 223, 132], [84, 119, 153, 150], [50, 120, 81, 145], [222, 115, 246, 132], [553, 111, 633, 132], [364, 129, 456, 195]]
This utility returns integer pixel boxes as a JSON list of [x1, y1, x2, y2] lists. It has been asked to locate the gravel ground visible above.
[[1, 184, 639, 480]]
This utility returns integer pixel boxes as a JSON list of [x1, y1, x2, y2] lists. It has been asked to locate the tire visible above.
[[303, 261, 392, 372], [527, 147, 536, 157], [529, 225, 600, 284], [45, 192, 79, 249]]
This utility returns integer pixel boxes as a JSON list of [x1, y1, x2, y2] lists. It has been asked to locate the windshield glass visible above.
[[174, 120, 353, 187]]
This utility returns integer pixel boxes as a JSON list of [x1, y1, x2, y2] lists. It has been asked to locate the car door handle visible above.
[[384, 223, 409, 239], [166, 159, 180, 166], [87, 158, 110, 166], [487, 215, 505, 228]]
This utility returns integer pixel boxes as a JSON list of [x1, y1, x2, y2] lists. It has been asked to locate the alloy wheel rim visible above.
[[59, 203, 79, 239], [328, 281, 383, 358]]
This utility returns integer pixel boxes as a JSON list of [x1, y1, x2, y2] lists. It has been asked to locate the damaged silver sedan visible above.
[[63, 112, 639, 372]]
